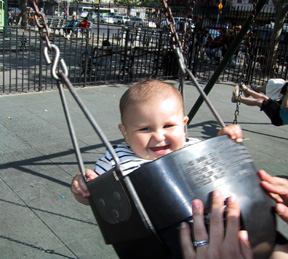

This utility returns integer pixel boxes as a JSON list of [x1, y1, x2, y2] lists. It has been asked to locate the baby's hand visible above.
[[71, 169, 98, 205], [217, 124, 243, 143]]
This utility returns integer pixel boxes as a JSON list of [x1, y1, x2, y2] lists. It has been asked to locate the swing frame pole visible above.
[[187, 0, 267, 125]]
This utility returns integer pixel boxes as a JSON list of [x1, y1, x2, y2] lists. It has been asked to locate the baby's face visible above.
[[119, 96, 188, 160]]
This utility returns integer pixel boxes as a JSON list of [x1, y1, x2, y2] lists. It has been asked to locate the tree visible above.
[[114, 0, 163, 9], [113, 0, 142, 7], [20, 0, 28, 27], [114, 0, 141, 15], [142, 0, 163, 7], [266, 0, 288, 76]]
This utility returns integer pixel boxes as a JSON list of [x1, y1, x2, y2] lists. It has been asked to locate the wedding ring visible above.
[[194, 240, 209, 248]]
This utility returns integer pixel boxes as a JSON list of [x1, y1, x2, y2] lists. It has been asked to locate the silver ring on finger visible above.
[[194, 240, 209, 248]]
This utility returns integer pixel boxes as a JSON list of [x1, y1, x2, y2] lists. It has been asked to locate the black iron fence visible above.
[[0, 25, 181, 94], [1, 7, 288, 94]]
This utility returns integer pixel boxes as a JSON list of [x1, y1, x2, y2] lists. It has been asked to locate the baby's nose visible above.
[[152, 130, 165, 141]]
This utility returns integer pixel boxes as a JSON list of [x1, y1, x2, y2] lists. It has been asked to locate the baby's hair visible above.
[[119, 78, 184, 122]]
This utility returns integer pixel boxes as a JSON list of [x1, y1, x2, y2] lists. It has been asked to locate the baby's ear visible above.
[[183, 116, 189, 125], [118, 124, 129, 143]]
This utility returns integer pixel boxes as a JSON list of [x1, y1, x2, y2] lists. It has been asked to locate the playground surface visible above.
[[0, 80, 287, 258]]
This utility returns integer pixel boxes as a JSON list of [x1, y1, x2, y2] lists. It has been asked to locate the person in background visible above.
[[8, 11, 14, 26], [77, 17, 90, 35], [231, 82, 288, 126], [64, 9, 67, 20], [206, 29, 228, 65], [247, 79, 287, 102], [62, 14, 78, 39]]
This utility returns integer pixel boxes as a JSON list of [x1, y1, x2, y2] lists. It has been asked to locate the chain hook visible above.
[[44, 44, 68, 81]]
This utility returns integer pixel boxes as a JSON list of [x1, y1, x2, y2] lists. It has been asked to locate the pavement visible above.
[[0, 80, 287, 259]]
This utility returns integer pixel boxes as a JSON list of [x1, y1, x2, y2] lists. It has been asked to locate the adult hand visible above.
[[180, 190, 252, 259], [258, 170, 288, 223]]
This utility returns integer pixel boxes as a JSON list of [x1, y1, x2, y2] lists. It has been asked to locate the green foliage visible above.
[[113, 0, 142, 7], [113, 0, 163, 7], [141, 0, 163, 7]]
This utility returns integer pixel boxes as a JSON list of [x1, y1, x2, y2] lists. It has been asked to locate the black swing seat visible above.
[[87, 135, 276, 259]]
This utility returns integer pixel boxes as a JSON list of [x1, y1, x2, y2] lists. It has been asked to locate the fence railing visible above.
[[1, 20, 287, 94]]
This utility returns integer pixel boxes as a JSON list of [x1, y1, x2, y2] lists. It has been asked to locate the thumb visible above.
[[238, 230, 253, 259]]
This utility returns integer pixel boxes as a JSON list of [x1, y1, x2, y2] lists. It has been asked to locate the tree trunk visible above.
[[21, 0, 28, 27], [265, 0, 288, 77]]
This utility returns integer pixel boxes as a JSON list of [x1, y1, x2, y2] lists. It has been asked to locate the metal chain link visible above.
[[233, 96, 241, 124], [30, 0, 123, 180], [182, 0, 196, 57], [162, 0, 183, 52], [30, 0, 68, 81], [233, 1, 257, 124], [162, 0, 187, 74]]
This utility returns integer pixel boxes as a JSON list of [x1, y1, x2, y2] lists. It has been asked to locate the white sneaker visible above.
[[240, 82, 250, 97], [231, 86, 240, 103]]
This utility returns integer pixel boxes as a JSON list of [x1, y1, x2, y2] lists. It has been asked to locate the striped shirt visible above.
[[95, 138, 201, 176]]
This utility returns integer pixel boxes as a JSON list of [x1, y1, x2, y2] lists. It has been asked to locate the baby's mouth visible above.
[[150, 145, 170, 152]]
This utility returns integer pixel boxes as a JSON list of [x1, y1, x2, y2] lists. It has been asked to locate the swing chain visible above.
[[30, 0, 68, 81], [162, 0, 183, 52], [162, 0, 187, 75], [180, 1, 196, 60], [233, 85, 243, 124], [233, 88, 242, 124]]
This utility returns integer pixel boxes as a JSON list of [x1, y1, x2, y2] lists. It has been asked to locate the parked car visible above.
[[80, 11, 90, 18], [208, 23, 229, 32], [122, 16, 130, 24], [253, 22, 288, 42], [113, 15, 130, 25], [160, 17, 193, 31], [160, 19, 169, 28], [92, 13, 98, 23], [92, 13, 113, 24], [146, 20, 157, 28], [100, 15, 114, 24], [127, 17, 146, 27]]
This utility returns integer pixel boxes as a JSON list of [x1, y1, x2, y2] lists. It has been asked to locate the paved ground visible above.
[[1, 80, 287, 258]]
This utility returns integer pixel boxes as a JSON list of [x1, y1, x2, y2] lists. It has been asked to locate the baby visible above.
[[71, 79, 242, 205]]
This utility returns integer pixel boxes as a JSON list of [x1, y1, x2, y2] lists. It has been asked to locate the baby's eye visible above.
[[163, 124, 173, 128], [139, 127, 149, 131]]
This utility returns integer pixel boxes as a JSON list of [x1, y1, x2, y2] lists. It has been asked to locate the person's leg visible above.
[[254, 85, 266, 93], [231, 85, 266, 108], [240, 83, 269, 100], [239, 96, 265, 108], [206, 48, 212, 60], [66, 28, 72, 39], [245, 88, 269, 100], [211, 48, 218, 60]]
